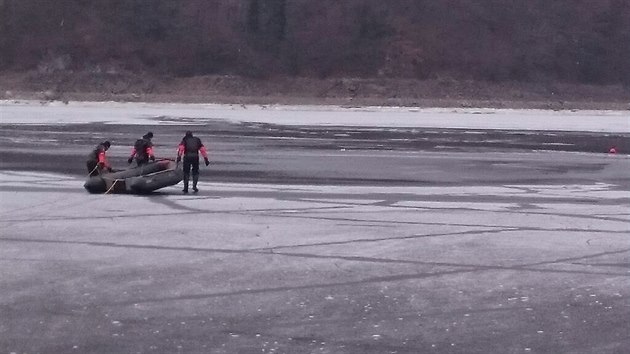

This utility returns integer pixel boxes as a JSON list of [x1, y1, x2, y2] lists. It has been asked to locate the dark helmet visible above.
[[102, 141, 111, 149], [185, 131, 193, 138], [143, 132, 154, 139]]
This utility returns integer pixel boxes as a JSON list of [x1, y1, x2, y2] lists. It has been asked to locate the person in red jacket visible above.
[[176, 131, 209, 193], [86, 140, 112, 176], [127, 132, 155, 166]]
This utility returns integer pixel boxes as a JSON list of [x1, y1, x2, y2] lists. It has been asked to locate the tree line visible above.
[[1, 0, 629, 85]]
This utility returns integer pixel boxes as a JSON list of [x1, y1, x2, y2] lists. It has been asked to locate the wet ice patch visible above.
[[395, 201, 516, 211], [541, 142, 574, 146]]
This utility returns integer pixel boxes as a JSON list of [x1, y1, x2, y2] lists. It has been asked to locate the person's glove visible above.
[[127, 157, 133, 164], [204, 158, 210, 166], [150, 155, 155, 162], [176, 156, 181, 163]]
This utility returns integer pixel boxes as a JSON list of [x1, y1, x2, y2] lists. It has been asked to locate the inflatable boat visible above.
[[84, 159, 183, 194]]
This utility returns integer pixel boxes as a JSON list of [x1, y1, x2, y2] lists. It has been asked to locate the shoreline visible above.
[[2, 72, 628, 112]]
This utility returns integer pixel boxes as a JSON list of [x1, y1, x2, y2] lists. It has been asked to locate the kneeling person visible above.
[[86, 140, 112, 176]]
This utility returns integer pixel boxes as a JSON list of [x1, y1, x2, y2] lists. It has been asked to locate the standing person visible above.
[[86, 141, 112, 176], [128, 132, 155, 166], [176, 131, 210, 193]]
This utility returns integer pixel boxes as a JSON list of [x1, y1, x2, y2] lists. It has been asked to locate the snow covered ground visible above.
[[1, 169, 629, 353], [1, 100, 629, 132]]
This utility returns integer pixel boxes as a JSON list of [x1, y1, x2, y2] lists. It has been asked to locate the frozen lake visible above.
[[0, 101, 629, 353]]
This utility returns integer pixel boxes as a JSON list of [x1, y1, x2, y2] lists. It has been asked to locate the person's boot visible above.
[[192, 175, 199, 193], [182, 177, 189, 193]]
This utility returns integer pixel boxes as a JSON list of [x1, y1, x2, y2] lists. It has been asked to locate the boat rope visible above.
[[88, 164, 100, 176], [104, 179, 121, 194]]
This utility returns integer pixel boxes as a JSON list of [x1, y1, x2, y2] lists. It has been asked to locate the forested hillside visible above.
[[0, 0, 630, 94], [1, 0, 629, 85]]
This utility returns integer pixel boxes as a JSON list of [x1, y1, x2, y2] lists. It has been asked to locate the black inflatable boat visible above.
[[84, 159, 183, 194]]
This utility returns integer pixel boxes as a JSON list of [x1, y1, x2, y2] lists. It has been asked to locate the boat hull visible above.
[[84, 160, 182, 194]]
